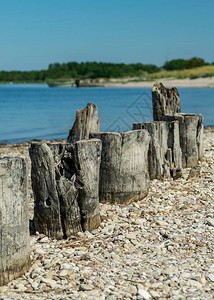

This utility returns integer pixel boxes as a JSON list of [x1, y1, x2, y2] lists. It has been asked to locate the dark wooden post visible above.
[[29, 143, 66, 239], [152, 82, 181, 121], [29, 139, 102, 239]]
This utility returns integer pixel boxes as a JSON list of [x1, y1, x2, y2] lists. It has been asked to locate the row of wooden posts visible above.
[[0, 83, 203, 285]]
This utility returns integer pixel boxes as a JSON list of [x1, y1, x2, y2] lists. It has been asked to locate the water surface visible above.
[[0, 84, 213, 143]]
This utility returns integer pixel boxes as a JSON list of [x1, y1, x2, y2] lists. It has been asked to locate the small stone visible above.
[[79, 283, 94, 291], [156, 220, 168, 227], [207, 273, 214, 282], [206, 218, 214, 227], [126, 284, 137, 294], [31, 281, 39, 290], [41, 277, 57, 286], [84, 231, 94, 238], [60, 263, 70, 270], [138, 285, 151, 299], [39, 237, 49, 243], [161, 267, 178, 275], [59, 270, 68, 277], [14, 283, 27, 291], [150, 290, 161, 298], [34, 248, 45, 255], [188, 279, 202, 289], [132, 202, 140, 208], [126, 232, 137, 240]]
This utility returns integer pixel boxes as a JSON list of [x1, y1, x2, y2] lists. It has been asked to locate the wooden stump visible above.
[[29, 140, 101, 239], [67, 103, 99, 143], [152, 82, 181, 121], [74, 139, 102, 231], [0, 157, 30, 286], [133, 121, 183, 179], [90, 130, 150, 205], [164, 113, 203, 167]]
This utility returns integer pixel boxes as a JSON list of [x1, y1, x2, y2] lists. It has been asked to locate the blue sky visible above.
[[0, 0, 213, 70]]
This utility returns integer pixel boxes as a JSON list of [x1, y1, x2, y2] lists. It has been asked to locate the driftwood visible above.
[[152, 82, 181, 121], [29, 139, 101, 239], [90, 130, 150, 205], [0, 157, 30, 286], [67, 103, 99, 143], [165, 113, 203, 167], [133, 121, 182, 179]]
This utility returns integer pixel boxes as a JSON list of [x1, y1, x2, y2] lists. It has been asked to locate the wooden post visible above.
[[90, 130, 150, 205], [67, 103, 99, 143], [0, 157, 30, 286], [133, 121, 183, 179], [165, 113, 203, 167], [29, 140, 102, 239], [29, 143, 66, 239], [152, 82, 181, 121], [74, 139, 102, 231]]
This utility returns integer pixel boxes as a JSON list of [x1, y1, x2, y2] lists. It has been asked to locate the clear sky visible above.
[[0, 0, 213, 70]]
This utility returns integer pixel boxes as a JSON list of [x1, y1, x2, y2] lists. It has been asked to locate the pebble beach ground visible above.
[[0, 128, 213, 299]]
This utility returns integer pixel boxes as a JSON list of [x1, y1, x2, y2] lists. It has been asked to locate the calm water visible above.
[[0, 84, 214, 144]]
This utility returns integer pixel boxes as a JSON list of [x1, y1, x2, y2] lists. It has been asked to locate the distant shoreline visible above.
[[1, 76, 214, 88], [103, 76, 214, 88]]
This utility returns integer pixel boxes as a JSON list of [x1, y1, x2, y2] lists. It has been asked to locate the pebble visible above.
[[60, 263, 70, 270], [79, 284, 94, 291], [31, 281, 39, 290], [59, 270, 68, 277], [207, 273, 214, 282], [206, 218, 214, 227], [0, 128, 214, 299], [137, 285, 151, 299]]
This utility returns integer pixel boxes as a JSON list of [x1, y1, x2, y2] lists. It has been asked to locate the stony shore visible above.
[[0, 128, 213, 299]]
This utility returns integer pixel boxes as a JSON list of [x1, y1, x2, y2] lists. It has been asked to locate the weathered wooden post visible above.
[[152, 82, 203, 167], [152, 82, 181, 121], [0, 157, 30, 286], [29, 139, 101, 239], [67, 103, 99, 143], [133, 121, 183, 179], [74, 139, 102, 231], [30, 143, 69, 239], [90, 130, 150, 205], [165, 113, 203, 167]]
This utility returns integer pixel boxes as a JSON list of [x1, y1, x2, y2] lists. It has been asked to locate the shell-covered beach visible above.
[[0, 128, 213, 299]]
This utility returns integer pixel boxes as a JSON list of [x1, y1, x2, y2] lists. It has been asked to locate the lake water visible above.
[[0, 84, 214, 144]]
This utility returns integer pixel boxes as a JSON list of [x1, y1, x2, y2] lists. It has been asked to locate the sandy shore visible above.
[[104, 76, 214, 88], [0, 128, 214, 299]]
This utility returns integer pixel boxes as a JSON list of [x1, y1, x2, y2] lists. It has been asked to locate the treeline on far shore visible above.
[[0, 57, 213, 83]]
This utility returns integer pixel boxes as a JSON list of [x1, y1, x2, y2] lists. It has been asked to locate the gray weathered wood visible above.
[[30, 140, 102, 239], [29, 143, 65, 239], [74, 139, 102, 231], [90, 130, 150, 205], [0, 157, 30, 286], [152, 82, 181, 121], [48, 143, 82, 238], [165, 113, 204, 167], [67, 103, 99, 143], [133, 121, 182, 179]]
